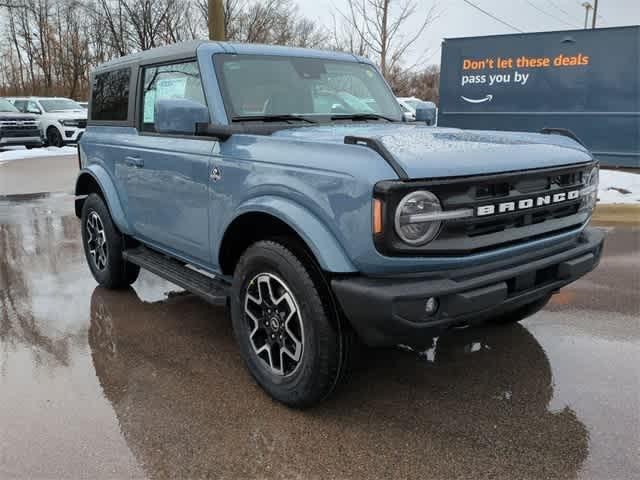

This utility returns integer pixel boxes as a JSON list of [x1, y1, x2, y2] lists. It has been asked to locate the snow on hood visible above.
[[273, 123, 593, 179]]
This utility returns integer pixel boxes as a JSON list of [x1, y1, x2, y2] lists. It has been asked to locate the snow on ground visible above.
[[0, 146, 77, 162], [598, 169, 640, 205]]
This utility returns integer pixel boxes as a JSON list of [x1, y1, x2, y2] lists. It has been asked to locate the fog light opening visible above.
[[425, 297, 439, 316]]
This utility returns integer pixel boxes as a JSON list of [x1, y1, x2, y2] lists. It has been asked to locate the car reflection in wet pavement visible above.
[[1, 193, 638, 479]]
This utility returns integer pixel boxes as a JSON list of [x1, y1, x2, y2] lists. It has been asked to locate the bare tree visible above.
[[390, 64, 439, 103], [0, 0, 327, 98], [197, 0, 327, 47], [335, 0, 439, 78]]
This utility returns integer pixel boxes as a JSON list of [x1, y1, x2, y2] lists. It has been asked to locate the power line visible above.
[[522, 0, 582, 28], [544, 0, 573, 17], [460, 0, 525, 33]]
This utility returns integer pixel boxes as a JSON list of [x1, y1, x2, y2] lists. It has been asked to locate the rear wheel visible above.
[[81, 193, 140, 289], [230, 239, 352, 408], [490, 295, 552, 325]]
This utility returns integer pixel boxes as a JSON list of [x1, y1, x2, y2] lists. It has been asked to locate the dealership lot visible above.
[[1, 184, 638, 479]]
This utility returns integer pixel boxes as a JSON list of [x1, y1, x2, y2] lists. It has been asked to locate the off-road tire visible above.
[[230, 239, 352, 408], [81, 193, 140, 289], [490, 294, 552, 325]]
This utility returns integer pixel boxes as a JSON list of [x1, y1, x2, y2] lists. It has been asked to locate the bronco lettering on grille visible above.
[[477, 189, 580, 217]]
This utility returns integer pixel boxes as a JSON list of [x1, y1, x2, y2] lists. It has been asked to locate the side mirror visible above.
[[154, 98, 209, 135], [415, 101, 437, 126], [27, 107, 41, 115]]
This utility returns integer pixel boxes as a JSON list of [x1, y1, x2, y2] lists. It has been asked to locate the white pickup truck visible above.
[[7, 96, 87, 147]]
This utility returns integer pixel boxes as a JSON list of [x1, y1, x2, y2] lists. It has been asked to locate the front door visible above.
[[123, 60, 213, 265]]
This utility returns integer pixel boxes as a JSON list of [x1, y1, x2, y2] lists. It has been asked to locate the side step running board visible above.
[[123, 246, 230, 305]]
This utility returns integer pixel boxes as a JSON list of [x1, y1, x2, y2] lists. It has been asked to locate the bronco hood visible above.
[[272, 124, 592, 179]]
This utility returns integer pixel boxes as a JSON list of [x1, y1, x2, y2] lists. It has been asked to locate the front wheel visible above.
[[81, 193, 140, 289], [230, 240, 351, 408], [46, 127, 64, 147]]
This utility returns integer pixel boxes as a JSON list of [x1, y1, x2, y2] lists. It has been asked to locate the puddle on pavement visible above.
[[1, 194, 638, 479]]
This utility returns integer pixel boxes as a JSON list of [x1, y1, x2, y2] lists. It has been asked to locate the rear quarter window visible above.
[[91, 68, 131, 121]]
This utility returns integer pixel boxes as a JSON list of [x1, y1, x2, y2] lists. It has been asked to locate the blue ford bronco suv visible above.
[[76, 41, 604, 407]]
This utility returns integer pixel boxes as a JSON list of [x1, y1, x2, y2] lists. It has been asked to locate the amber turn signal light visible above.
[[373, 199, 383, 234]]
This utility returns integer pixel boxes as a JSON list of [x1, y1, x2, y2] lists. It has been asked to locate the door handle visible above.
[[125, 156, 144, 168]]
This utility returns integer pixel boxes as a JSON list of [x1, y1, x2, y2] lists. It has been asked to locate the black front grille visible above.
[[464, 199, 581, 238], [1, 129, 39, 138], [0, 123, 38, 130], [375, 162, 595, 256]]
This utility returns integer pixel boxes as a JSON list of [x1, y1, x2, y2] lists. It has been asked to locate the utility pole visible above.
[[208, 0, 225, 41], [581, 2, 592, 29], [591, 0, 599, 28]]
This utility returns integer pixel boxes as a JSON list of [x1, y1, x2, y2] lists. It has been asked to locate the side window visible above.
[[91, 68, 131, 121], [140, 61, 207, 133], [27, 101, 41, 114], [13, 100, 27, 112]]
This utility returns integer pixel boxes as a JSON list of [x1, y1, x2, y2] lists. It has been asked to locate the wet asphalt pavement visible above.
[[0, 154, 77, 196], [1, 192, 639, 479]]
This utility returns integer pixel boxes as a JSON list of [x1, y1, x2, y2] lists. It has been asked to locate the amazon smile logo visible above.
[[461, 94, 493, 104]]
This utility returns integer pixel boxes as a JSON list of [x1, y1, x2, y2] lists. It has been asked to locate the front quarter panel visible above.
[[230, 196, 357, 273], [211, 134, 399, 273]]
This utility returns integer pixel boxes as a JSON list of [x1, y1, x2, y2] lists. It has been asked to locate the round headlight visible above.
[[394, 190, 442, 245]]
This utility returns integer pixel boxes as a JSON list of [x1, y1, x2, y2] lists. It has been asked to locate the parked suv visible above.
[[7, 96, 86, 147], [76, 41, 604, 407], [0, 98, 42, 149]]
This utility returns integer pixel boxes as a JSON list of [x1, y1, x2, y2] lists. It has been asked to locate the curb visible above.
[[592, 204, 640, 225]]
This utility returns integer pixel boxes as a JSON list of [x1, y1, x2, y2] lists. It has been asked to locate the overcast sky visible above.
[[296, 0, 639, 66]]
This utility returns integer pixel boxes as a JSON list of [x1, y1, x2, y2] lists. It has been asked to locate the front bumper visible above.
[[61, 127, 85, 143], [332, 227, 605, 347], [0, 135, 43, 147]]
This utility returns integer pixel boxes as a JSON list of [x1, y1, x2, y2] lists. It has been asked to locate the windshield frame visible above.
[[212, 53, 403, 124], [39, 98, 83, 113], [0, 98, 19, 113]]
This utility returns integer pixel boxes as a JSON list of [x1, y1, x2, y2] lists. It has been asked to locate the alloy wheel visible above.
[[244, 273, 304, 376], [86, 211, 108, 271]]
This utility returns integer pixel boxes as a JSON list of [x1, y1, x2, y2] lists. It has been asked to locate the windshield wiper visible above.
[[331, 113, 396, 122], [232, 114, 317, 124]]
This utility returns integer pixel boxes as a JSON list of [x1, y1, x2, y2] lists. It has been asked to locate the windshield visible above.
[[39, 98, 83, 112], [214, 54, 403, 122], [0, 99, 19, 113]]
